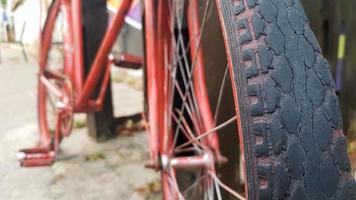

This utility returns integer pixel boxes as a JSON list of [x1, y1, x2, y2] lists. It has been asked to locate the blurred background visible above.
[[301, 0, 356, 171], [0, 0, 356, 199]]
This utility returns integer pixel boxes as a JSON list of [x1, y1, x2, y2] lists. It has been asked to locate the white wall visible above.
[[13, 0, 41, 44]]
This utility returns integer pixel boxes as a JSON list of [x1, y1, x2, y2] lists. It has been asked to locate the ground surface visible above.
[[0, 45, 159, 200]]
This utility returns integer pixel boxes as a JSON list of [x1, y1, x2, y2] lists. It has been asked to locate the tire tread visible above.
[[221, 0, 356, 199]]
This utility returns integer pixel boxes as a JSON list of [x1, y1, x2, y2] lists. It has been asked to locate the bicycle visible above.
[[18, 0, 356, 199]]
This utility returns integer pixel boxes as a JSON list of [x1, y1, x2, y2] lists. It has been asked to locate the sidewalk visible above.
[[0, 46, 159, 200]]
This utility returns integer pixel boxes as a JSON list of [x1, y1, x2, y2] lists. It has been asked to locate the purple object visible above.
[[127, 3, 141, 24], [125, 2, 142, 29], [107, 2, 142, 29]]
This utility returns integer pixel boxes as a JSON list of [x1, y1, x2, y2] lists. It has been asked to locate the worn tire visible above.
[[217, 0, 356, 199]]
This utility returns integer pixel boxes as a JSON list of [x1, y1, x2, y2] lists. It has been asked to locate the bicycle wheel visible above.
[[38, 0, 74, 148], [145, 0, 356, 199]]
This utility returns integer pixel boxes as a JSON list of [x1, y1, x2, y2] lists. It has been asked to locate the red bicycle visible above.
[[19, 0, 356, 199]]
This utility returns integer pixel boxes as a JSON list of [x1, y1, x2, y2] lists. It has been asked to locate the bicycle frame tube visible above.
[[145, 0, 221, 166], [145, 1, 174, 198], [41, 0, 176, 163], [144, 0, 161, 163], [157, 0, 172, 156], [43, 0, 134, 112], [62, 0, 75, 78], [40, 0, 220, 170], [187, 0, 220, 153], [71, 0, 85, 96], [76, 0, 133, 108]]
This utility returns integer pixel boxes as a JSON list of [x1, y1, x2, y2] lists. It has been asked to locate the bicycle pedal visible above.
[[112, 53, 143, 69], [18, 148, 55, 167]]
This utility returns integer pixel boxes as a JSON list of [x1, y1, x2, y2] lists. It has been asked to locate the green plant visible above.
[[1, 0, 6, 8]]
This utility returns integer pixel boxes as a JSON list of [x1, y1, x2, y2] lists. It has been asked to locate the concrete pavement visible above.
[[0, 45, 159, 200]]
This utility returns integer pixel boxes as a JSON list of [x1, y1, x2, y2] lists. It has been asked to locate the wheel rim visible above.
[[38, 0, 73, 148], [157, 1, 246, 199]]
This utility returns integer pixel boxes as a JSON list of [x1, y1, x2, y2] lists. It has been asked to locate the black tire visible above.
[[216, 0, 356, 199], [82, 0, 116, 141]]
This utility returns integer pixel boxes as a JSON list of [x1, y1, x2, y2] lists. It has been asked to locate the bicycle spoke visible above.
[[182, 173, 205, 196], [174, 146, 199, 154], [167, 171, 185, 200], [173, 109, 200, 146], [214, 65, 229, 124], [172, 112, 203, 152], [214, 176, 223, 200], [173, 81, 202, 135], [175, 115, 237, 151], [208, 171, 246, 200], [162, 1, 245, 199], [172, 0, 212, 150], [206, 175, 214, 200], [170, 0, 202, 150]]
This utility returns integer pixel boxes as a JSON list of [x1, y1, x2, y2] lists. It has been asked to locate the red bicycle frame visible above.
[[36, 0, 221, 169], [144, 0, 220, 167], [39, 0, 132, 112]]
